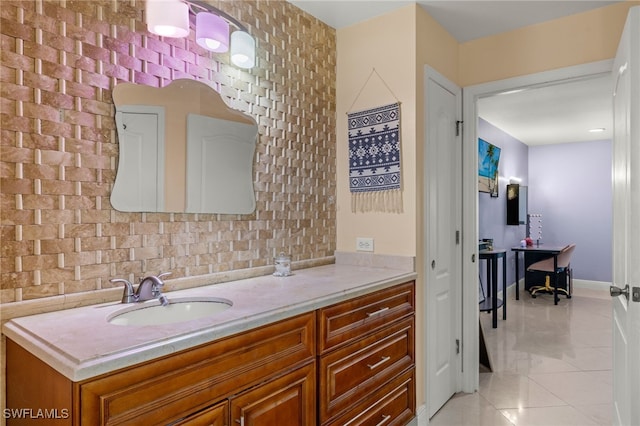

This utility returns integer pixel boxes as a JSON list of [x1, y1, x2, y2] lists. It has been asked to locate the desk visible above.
[[512, 245, 568, 305], [479, 249, 507, 328]]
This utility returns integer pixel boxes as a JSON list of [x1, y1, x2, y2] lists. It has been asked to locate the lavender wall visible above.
[[528, 140, 612, 282], [478, 119, 613, 294], [478, 119, 529, 294]]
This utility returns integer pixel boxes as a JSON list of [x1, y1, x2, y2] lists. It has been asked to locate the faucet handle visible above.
[[147, 272, 170, 297], [110, 278, 136, 304]]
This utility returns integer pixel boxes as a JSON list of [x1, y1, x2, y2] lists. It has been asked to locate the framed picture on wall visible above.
[[478, 138, 501, 197]]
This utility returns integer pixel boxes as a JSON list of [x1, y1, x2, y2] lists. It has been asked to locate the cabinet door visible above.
[[170, 401, 228, 426], [230, 363, 316, 426]]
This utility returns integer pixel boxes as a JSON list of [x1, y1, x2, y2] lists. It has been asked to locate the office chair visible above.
[[527, 244, 575, 299]]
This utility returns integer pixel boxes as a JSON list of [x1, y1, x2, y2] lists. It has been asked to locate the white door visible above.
[[611, 6, 640, 426], [425, 67, 462, 418], [112, 110, 163, 212]]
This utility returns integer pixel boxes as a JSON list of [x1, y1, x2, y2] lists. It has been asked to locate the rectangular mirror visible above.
[[506, 184, 527, 225]]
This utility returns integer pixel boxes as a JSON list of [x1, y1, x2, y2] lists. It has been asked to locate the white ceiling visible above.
[[478, 74, 613, 145], [286, 0, 619, 145]]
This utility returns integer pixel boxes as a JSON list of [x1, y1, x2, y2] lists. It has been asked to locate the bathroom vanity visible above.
[[4, 262, 416, 426]]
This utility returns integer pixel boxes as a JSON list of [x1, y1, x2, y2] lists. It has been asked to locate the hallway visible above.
[[429, 287, 612, 425]]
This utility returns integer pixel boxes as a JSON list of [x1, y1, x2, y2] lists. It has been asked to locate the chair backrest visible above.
[[556, 244, 576, 269]]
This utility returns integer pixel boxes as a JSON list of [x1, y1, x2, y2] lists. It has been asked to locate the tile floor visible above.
[[425, 286, 613, 426]]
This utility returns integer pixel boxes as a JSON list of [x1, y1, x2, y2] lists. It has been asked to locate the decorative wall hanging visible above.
[[347, 69, 402, 213], [348, 102, 402, 213]]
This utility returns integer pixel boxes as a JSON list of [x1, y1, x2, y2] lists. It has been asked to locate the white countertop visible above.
[[2, 262, 416, 382]]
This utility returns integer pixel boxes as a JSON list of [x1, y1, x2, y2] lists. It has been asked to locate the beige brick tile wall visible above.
[[0, 0, 337, 305]]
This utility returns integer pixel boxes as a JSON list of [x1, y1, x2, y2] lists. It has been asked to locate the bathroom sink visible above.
[[108, 297, 232, 326]]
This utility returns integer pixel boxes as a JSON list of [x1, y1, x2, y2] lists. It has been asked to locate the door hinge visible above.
[[455, 230, 460, 245], [456, 339, 460, 354], [456, 120, 463, 136]]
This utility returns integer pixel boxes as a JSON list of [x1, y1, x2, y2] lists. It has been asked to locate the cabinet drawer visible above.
[[79, 312, 315, 426], [317, 281, 414, 354], [318, 317, 414, 423], [325, 368, 415, 426]]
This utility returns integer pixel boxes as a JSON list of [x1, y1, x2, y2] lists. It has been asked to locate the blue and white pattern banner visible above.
[[348, 102, 402, 213]]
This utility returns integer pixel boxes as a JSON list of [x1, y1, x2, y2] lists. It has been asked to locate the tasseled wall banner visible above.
[[348, 102, 403, 213]]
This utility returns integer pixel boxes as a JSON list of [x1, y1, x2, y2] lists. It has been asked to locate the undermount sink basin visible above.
[[108, 297, 233, 326]]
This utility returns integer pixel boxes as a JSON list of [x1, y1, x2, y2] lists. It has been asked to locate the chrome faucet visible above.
[[110, 272, 171, 305]]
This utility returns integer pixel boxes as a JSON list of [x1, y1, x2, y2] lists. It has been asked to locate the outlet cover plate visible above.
[[356, 237, 374, 252]]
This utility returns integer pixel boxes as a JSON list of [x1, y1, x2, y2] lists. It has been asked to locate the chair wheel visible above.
[[531, 294, 537, 298], [566, 295, 572, 299]]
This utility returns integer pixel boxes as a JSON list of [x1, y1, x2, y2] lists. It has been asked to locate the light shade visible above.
[[230, 31, 256, 69], [196, 12, 229, 52], [146, 0, 189, 38]]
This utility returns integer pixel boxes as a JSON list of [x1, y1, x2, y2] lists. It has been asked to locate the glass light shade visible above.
[[230, 31, 256, 69], [146, 0, 189, 38], [196, 12, 229, 53]]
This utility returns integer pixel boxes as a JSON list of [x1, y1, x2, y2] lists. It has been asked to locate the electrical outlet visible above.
[[356, 237, 374, 252]]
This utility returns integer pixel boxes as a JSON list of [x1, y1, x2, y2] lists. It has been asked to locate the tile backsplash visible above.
[[0, 0, 337, 306]]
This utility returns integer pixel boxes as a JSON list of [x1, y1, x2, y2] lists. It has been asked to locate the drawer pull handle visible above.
[[366, 307, 390, 317], [367, 355, 391, 370], [375, 414, 392, 426]]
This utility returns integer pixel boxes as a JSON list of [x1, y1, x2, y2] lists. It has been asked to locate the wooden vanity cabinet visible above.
[[317, 281, 416, 426], [6, 281, 416, 426], [7, 312, 315, 426]]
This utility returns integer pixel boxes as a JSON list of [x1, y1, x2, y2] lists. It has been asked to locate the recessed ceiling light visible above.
[[589, 128, 606, 133]]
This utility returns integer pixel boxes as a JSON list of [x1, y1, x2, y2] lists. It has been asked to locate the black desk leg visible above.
[[514, 252, 520, 300], [554, 255, 559, 305], [492, 258, 498, 328], [502, 254, 506, 320]]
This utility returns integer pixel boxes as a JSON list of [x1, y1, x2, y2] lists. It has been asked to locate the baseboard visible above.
[[496, 280, 520, 300], [407, 404, 427, 425], [572, 279, 610, 291], [497, 279, 610, 300]]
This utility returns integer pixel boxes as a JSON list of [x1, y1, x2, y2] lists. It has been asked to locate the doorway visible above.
[[460, 59, 614, 392]]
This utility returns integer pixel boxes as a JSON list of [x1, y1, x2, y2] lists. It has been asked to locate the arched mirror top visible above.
[[112, 79, 257, 127]]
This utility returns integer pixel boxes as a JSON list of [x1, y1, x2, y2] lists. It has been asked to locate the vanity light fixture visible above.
[[146, 0, 190, 38], [230, 31, 256, 69], [589, 127, 606, 133], [145, 0, 256, 68], [196, 12, 229, 52]]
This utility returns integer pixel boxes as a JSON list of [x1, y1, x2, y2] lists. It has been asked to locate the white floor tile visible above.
[[479, 372, 566, 409], [428, 291, 612, 426], [500, 405, 600, 426], [528, 371, 612, 406]]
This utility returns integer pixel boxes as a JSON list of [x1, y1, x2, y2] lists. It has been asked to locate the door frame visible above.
[[460, 59, 613, 392]]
